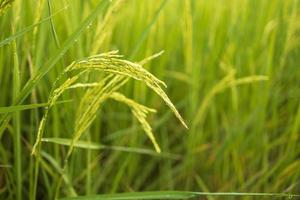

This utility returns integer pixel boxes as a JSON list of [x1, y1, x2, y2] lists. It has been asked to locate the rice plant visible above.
[[1, 0, 300, 199], [28, 50, 187, 198]]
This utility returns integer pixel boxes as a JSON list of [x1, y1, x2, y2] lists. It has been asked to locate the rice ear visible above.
[[32, 50, 186, 158], [109, 92, 160, 152], [69, 51, 188, 128]]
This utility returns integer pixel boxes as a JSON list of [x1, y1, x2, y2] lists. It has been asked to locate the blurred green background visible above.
[[0, 0, 300, 199]]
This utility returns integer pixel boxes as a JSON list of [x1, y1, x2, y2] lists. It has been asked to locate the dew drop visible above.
[[87, 22, 92, 29]]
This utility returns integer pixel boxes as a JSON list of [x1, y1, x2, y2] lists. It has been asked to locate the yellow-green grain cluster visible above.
[[1, 0, 299, 199]]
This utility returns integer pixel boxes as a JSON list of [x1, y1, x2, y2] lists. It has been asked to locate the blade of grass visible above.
[[47, 0, 61, 48], [0, 100, 72, 114], [41, 137, 181, 160], [0, 164, 12, 168], [59, 191, 300, 200], [0, 6, 66, 48], [129, 0, 168, 59], [40, 151, 77, 196], [12, 27, 22, 200]]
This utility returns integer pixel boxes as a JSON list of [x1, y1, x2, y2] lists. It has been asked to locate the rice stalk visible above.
[[91, 0, 125, 54], [192, 67, 269, 128], [30, 51, 186, 197]]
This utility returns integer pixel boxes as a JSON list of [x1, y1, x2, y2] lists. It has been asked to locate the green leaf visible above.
[[0, 100, 71, 114], [129, 0, 168, 59], [59, 191, 299, 200], [0, 6, 65, 48], [42, 137, 180, 160]]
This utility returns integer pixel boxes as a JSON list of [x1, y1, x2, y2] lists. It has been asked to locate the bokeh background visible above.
[[1, 0, 300, 199]]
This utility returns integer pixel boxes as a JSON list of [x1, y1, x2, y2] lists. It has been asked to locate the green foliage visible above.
[[0, 0, 300, 199], [59, 191, 300, 200], [0, 0, 14, 15]]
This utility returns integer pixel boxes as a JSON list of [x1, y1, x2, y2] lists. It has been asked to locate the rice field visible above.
[[0, 0, 300, 199]]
